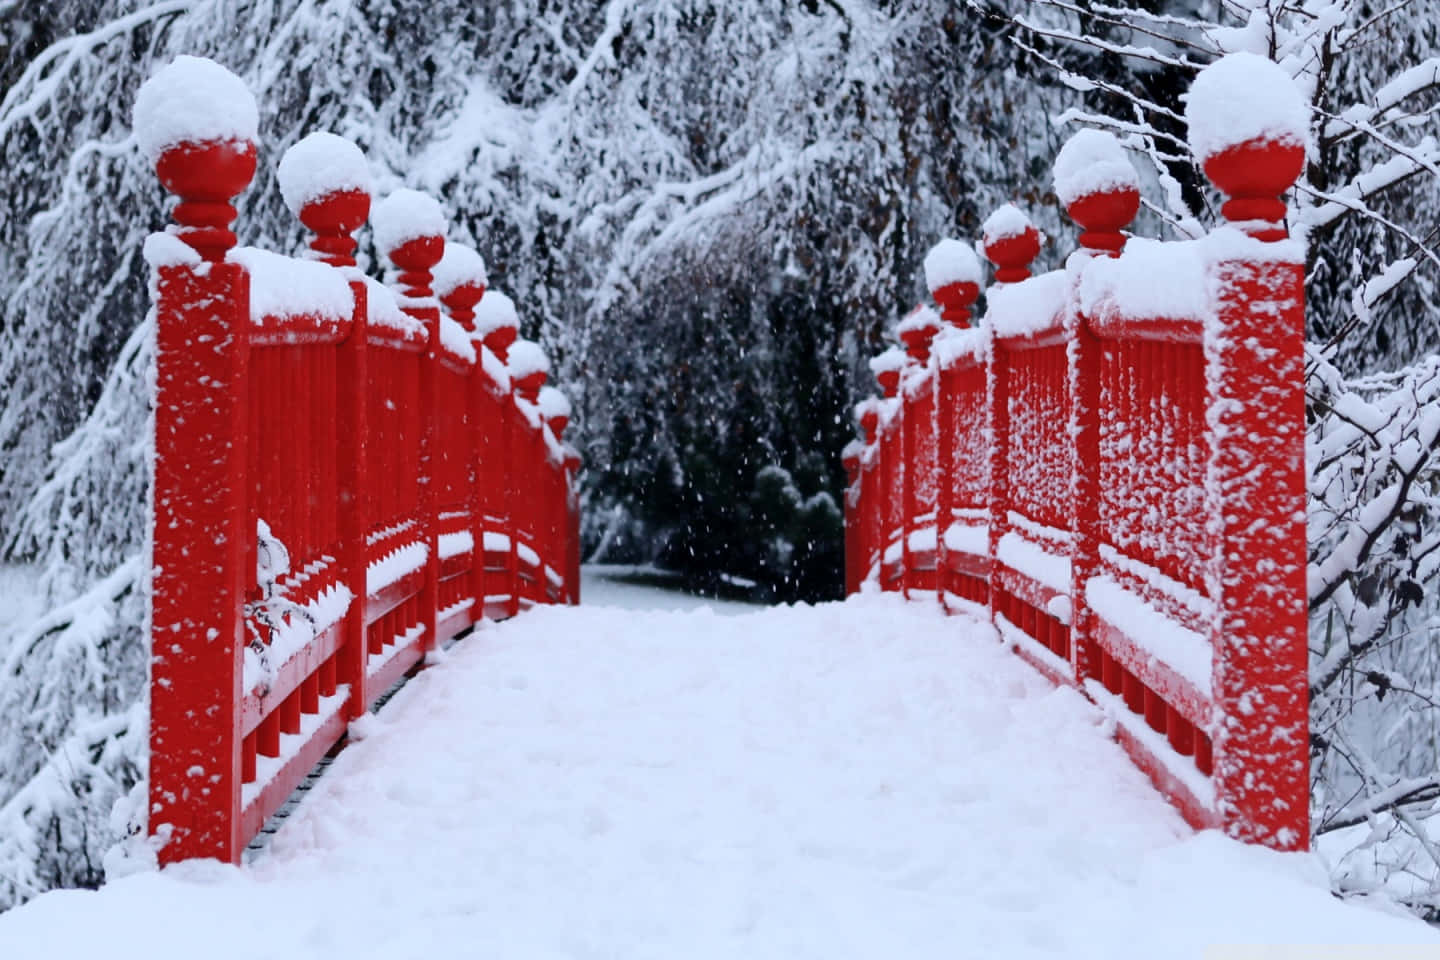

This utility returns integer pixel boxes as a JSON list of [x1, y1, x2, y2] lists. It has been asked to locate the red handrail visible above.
[[142, 61, 580, 865], [846, 114, 1309, 850]]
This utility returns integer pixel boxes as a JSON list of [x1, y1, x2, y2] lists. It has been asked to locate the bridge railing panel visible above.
[[844, 55, 1309, 850], [138, 58, 579, 866]]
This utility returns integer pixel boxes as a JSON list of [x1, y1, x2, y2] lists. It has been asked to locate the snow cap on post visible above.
[[134, 56, 259, 261], [537, 385, 572, 435], [1054, 129, 1139, 256], [896, 305, 943, 364], [924, 238, 982, 326], [373, 188, 445, 309], [472, 288, 519, 361], [1186, 53, 1308, 240], [433, 243, 489, 332], [980, 205, 1042, 284], [868, 346, 906, 398], [855, 397, 880, 444], [277, 132, 372, 267], [509, 338, 550, 402]]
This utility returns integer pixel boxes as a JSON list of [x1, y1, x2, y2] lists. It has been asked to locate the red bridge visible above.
[[136, 52, 1310, 874]]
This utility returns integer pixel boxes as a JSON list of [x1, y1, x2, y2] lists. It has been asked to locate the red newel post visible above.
[[280, 132, 374, 719], [925, 239, 982, 605], [510, 340, 550, 609], [139, 58, 259, 865], [474, 292, 520, 617], [1191, 57, 1310, 848], [981, 213, 1039, 608], [375, 190, 446, 652], [1057, 130, 1139, 686], [870, 348, 905, 591], [897, 307, 942, 597], [436, 243, 490, 621], [540, 384, 573, 601]]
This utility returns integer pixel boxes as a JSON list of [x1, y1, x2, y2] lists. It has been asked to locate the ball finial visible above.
[[136, 56, 260, 261], [1054, 129, 1140, 256]]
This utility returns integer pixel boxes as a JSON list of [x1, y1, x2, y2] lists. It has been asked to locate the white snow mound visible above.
[[133, 55, 259, 163], [1053, 129, 1139, 207], [537, 385, 571, 421], [371, 189, 445, 255], [923, 238, 982, 292], [276, 132, 372, 216], [472, 289, 518, 338], [982, 203, 1035, 243], [1186, 52, 1309, 163], [508, 340, 550, 380], [433, 243, 489, 298]]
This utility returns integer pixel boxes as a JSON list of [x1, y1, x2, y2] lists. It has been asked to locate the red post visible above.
[[436, 244, 489, 625], [478, 298, 519, 618], [540, 385, 573, 601], [280, 133, 375, 720], [375, 191, 445, 652], [510, 339, 550, 609], [1061, 162, 1139, 686], [929, 245, 981, 607], [871, 350, 904, 591], [1203, 136, 1309, 849], [147, 130, 257, 864], [981, 215, 1041, 619], [897, 307, 942, 598]]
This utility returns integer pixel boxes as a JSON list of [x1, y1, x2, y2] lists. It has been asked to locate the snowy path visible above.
[[1, 588, 1434, 957]]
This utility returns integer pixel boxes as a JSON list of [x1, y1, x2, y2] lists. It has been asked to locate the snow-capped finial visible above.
[[1054, 129, 1139, 255], [278, 133, 372, 267], [434, 244, 489, 332], [980, 205, 1042, 284], [134, 55, 259, 164], [1187, 53, 1308, 240], [855, 397, 880, 445], [373, 189, 445, 309], [538, 385, 572, 435], [924, 239, 983, 327], [136, 56, 258, 261], [869, 347, 907, 398], [896, 305, 943, 364], [472, 288, 519, 362], [509, 339, 550, 402]]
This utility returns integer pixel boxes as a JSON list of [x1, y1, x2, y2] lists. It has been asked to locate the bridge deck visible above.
[[0, 579, 1427, 956]]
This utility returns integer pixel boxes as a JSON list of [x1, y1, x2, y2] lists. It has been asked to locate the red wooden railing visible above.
[[845, 102, 1309, 846], [142, 61, 580, 865]]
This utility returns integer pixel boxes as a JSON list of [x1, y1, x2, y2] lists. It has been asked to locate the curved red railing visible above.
[[846, 116, 1309, 850], [144, 71, 580, 865]]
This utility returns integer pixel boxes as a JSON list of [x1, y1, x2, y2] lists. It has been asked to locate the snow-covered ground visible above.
[[1, 588, 1434, 957], [581, 563, 762, 615]]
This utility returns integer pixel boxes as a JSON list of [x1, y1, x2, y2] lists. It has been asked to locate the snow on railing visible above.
[[138, 57, 582, 866], [845, 54, 1309, 851]]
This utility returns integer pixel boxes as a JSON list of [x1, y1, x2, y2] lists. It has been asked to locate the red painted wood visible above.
[[149, 133, 256, 865], [846, 135, 1310, 851]]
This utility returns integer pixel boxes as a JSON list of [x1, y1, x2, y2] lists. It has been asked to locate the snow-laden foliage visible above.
[[977, 0, 1440, 918], [0, 0, 1061, 909]]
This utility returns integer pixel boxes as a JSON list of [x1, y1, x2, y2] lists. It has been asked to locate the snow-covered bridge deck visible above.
[[0, 578, 1429, 956]]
